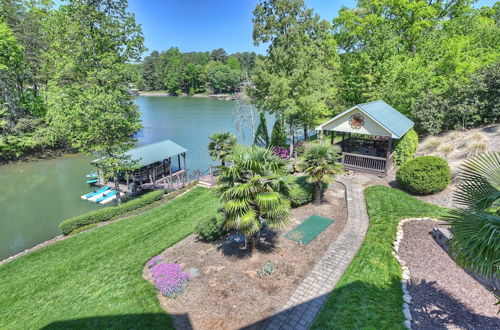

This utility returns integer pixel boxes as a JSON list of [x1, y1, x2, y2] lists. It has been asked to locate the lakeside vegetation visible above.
[[312, 185, 447, 329], [2, 0, 498, 162], [0, 187, 218, 328]]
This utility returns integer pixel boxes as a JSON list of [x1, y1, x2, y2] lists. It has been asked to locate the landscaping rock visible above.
[[404, 307, 412, 321], [403, 294, 412, 304], [404, 320, 412, 329], [188, 268, 200, 278]]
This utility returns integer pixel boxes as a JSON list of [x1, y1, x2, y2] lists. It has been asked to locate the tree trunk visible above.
[[313, 181, 322, 204], [221, 160, 225, 167], [114, 174, 122, 205], [304, 125, 308, 140], [289, 121, 294, 157]]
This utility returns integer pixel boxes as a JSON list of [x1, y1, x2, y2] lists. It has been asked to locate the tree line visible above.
[[0, 0, 499, 165], [136, 48, 257, 95]]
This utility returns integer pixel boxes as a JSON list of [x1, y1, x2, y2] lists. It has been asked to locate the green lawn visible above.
[[0, 187, 219, 329], [312, 185, 447, 329]]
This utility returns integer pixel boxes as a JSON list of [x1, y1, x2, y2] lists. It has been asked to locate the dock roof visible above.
[[125, 140, 187, 167]]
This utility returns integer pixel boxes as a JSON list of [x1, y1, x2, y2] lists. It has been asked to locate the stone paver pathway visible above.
[[263, 176, 369, 330]]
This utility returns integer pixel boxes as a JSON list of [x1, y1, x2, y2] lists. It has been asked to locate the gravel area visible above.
[[398, 220, 500, 330]]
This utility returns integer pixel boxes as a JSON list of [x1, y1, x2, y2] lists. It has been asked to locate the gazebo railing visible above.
[[342, 152, 393, 174]]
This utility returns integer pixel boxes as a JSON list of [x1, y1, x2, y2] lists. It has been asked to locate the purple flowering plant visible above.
[[272, 146, 290, 159], [150, 262, 190, 298]]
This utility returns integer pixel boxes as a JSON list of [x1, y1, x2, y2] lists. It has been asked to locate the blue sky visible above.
[[128, 0, 497, 56]]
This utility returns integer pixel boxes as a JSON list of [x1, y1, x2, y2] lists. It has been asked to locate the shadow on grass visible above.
[[41, 312, 190, 329], [243, 277, 498, 329], [216, 228, 278, 259]]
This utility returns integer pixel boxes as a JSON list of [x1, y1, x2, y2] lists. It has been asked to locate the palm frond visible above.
[[454, 152, 500, 212], [448, 209, 500, 278]]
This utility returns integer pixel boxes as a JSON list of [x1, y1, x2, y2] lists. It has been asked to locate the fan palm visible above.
[[297, 143, 343, 204], [447, 152, 500, 278], [216, 145, 291, 242], [207, 132, 237, 166]]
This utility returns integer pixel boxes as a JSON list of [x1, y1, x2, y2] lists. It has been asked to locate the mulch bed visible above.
[[143, 182, 347, 330], [398, 220, 500, 329]]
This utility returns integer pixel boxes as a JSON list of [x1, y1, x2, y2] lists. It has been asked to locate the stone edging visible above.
[[392, 217, 436, 330]]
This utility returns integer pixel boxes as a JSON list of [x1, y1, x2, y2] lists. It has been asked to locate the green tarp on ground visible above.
[[285, 215, 334, 245]]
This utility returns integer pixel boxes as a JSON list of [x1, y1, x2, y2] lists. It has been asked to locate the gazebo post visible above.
[[385, 137, 393, 175], [330, 131, 335, 145]]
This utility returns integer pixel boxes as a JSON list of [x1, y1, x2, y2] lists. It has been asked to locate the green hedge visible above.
[[396, 156, 451, 195], [393, 128, 419, 166], [59, 190, 165, 235], [286, 175, 327, 207]]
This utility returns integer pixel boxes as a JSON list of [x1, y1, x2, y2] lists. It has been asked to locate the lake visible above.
[[0, 96, 263, 261]]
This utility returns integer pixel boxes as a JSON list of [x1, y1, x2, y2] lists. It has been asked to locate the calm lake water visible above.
[[0, 96, 261, 260]]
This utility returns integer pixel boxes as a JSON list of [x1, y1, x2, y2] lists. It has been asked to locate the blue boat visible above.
[[82, 186, 110, 200], [86, 173, 98, 178], [86, 179, 98, 184], [96, 190, 117, 203]]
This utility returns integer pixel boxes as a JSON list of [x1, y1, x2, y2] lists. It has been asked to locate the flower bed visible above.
[[147, 256, 190, 298]]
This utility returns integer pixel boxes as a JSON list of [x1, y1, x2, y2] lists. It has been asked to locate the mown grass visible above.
[[0, 187, 219, 329], [312, 185, 447, 329]]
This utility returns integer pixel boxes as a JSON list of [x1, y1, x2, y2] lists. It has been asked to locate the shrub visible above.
[[393, 128, 419, 166], [438, 145, 454, 157], [286, 175, 327, 207], [463, 142, 488, 158], [396, 156, 451, 195], [195, 213, 226, 241], [59, 190, 165, 235], [422, 137, 441, 152], [272, 146, 290, 159], [149, 261, 190, 297], [256, 261, 275, 278]]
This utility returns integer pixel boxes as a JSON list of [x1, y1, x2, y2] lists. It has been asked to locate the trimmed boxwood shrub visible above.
[[59, 190, 165, 235], [286, 175, 327, 207], [396, 156, 451, 195], [393, 128, 419, 166], [195, 213, 226, 242]]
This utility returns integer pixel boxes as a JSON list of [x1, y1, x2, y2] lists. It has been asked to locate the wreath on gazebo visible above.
[[349, 113, 365, 129]]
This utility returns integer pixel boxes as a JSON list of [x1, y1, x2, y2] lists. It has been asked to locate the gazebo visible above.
[[316, 100, 414, 175]]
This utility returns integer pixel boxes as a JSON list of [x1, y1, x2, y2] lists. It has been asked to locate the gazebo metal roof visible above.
[[317, 100, 414, 139], [125, 140, 187, 167]]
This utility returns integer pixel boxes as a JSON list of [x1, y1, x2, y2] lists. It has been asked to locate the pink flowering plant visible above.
[[147, 257, 190, 297], [272, 146, 290, 159]]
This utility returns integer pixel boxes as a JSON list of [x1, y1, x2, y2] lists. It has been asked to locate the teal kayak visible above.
[[84, 186, 110, 199], [96, 190, 117, 203], [86, 179, 98, 184]]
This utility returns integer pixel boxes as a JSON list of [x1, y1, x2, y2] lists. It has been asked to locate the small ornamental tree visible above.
[[207, 132, 237, 166], [254, 112, 270, 147], [270, 116, 287, 147], [298, 143, 343, 204], [216, 145, 291, 245]]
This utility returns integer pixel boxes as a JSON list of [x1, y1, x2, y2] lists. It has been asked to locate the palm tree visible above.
[[297, 143, 343, 204], [216, 145, 291, 244], [207, 132, 237, 166], [447, 152, 500, 278]]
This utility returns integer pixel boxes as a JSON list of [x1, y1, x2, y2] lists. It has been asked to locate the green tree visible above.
[[253, 112, 269, 147], [207, 132, 237, 166], [298, 143, 343, 204], [210, 48, 227, 63], [270, 115, 286, 147], [44, 0, 144, 204], [216, 145, 291, 243], [447, 152, 500, 281], [249, 0, 338, 155]]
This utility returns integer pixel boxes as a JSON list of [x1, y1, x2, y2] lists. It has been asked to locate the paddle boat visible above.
[[86, 172, 98, 178], [81, 186, 110, 200]]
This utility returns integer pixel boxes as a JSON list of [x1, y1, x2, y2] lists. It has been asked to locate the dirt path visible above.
[[398, 220, 499, 329]]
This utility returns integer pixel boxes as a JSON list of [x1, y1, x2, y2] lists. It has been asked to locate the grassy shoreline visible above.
[[0, 187, 219, 329]]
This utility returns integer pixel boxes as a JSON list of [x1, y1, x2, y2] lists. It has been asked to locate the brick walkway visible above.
[[263, 176, 369, 330]]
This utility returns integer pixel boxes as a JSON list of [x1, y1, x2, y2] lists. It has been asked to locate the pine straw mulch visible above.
[[143, 182, 347, 330]]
